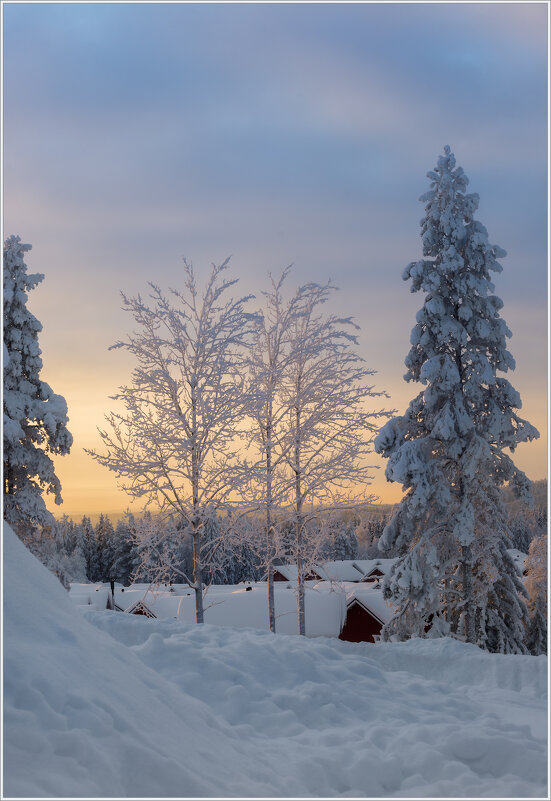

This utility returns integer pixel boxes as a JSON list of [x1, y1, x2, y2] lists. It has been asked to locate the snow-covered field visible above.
[[4, 525, 548, 798]]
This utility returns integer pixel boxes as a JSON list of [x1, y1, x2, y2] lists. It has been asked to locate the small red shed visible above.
[[124, 599, 157, 618], [339, 597, 385, 643]]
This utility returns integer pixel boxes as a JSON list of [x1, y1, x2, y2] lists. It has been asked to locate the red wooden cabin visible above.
[[339, 597, 385, 643]]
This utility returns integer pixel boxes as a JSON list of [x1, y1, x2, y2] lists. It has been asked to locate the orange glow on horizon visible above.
[[45, 368, 547, 521]]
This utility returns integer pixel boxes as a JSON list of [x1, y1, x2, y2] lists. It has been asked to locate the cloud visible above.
[[4, 2, 546, 515]]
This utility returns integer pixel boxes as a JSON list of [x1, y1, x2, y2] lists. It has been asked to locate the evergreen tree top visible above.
[[404, 145, 506, 294], [400, 147, 535, 448]]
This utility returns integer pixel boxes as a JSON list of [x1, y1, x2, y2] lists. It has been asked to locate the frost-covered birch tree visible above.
[[246, 268, 313, 633], [375, 146, 539, 652], [88, 258, 257, 623], [3, 236, 73, 529], [280, 281, 391, 635]]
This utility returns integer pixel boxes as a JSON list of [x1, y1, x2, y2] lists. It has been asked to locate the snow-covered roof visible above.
[[315, 561, 367, 582], [120, 584, 345, 637], [270, 559, 398, 584], [352, 558, 398, 578], [97, 581, 126, 590], [72, 586, 111, 611], [125, 582, 161, 593], [69, 583, 100, 607], [69, 584, 129, 611], [346, 586, 395, 625], [274, 565, 324, 582], [124, 598, 158, 617]]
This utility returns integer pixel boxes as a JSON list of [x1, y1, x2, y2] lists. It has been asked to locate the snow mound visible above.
[[3, 525, 281, 798], [4, 524, 548, 797], [89, 613, 548, 797]]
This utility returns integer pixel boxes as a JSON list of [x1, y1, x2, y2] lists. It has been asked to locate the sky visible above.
[[3, 1, 548, 520]]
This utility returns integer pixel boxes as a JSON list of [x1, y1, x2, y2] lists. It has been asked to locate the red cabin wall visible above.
[[339, 602, 383, 643]]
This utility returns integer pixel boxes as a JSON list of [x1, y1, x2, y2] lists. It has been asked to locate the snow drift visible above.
[[3, 524, 548, 797], [3, 525, 281, 798]]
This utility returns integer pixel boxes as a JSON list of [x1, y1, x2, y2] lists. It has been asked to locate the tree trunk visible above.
[[266, 417, 276, 633], [266, 503, 276, 633], [294, 408, 305, 636], [191, 380, 203, 623], [454, 343, 476, 645], [267, 563, 275, 633], [266, 513, 276, 633], [297, 532, 306, 635], [192, 527, 204, 624], [461, 543, 475, 644]]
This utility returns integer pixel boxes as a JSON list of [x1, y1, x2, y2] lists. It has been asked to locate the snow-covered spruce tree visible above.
[[3, 236, 73, 529], [88, 259, 258, 623], [22, 516, 87, 590], [356, 512, 392, 558], [374, 147, 539, 652], [111, 517, 139, 585], [95, 514, 116, 581], [329, 520, 359, 561], [77, 515, 99, 581], [280, 281, 391, 635], [524, 534, 547, 655], [313, 514, 359, 561], [508, 503, 546, 554]]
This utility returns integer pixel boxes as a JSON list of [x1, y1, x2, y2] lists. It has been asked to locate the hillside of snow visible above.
[[4, 524, 548, 798]]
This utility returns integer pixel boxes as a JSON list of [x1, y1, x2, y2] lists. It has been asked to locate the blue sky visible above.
[[3, 2, 548, 514]]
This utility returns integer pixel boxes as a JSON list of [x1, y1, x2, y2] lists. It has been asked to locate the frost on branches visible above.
[[375, 147, 539, 654], [88, 258, 258, 624], [3, 236, 72, 529], [245, 268, 311, 633], [244, 270, 388, 634], [279, 280, 391, 635]]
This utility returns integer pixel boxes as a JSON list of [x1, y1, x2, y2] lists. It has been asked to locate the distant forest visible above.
[[22, 479, 547, 591]]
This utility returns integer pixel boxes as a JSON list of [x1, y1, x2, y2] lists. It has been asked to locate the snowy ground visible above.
[[4, 525, 548, 798]]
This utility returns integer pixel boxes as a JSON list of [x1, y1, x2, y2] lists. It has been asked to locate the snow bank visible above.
[[3, 526, 282, 798], [4, 524, 548, 797]]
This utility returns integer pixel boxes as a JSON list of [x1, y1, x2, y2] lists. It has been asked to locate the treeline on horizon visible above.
[[27, 487, 547, 593]]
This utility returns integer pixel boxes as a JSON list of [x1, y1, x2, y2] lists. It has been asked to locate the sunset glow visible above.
[[4, 3, 547, 521]]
